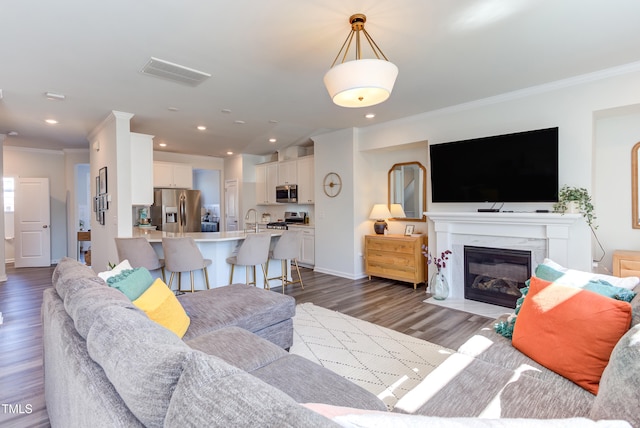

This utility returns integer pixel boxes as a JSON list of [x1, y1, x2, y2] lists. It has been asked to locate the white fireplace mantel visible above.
[[424, 211, 591, 300]]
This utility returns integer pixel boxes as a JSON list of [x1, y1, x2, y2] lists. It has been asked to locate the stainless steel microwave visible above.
[[276, 184, 298, 203]]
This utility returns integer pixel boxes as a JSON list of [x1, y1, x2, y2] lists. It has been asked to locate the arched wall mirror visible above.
[[388, 161, 427, 222], [632, 142, 640, 229]]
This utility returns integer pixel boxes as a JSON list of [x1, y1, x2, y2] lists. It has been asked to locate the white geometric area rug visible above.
[[290, 303, 454, 409]]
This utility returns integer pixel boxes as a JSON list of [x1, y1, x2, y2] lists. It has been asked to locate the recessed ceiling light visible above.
[[159, 143, 167, 147], [269, 138, 277, 143], [365, 113, 376, 119], [221, 109, 232, 114], [226, 151, 233, 155], [168, 107, 179, 112], [234, 120, 246, 125], [197, 125, 206, 131], [8, 131, 18, 136], [268, 119, 278, 124], [45, 92, 65, 101], [45, 119, 58, 124]]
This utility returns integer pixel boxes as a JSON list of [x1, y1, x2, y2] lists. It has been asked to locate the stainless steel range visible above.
[[265, 211, 307, 230]]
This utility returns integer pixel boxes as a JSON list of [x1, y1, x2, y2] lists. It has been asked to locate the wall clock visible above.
[[323, 172, 342, 198]]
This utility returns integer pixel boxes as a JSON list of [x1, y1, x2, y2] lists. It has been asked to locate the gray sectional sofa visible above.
[[43, 257, 639, 427]]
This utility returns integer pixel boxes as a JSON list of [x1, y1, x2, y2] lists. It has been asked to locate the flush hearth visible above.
[[464, 246, 531, 309]]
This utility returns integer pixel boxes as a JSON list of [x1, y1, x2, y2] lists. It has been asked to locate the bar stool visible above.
[[162, 237, 212, 293], [266, 230, 304, 294], [114, 237, 165, 281], [226, 233, 271, 287]]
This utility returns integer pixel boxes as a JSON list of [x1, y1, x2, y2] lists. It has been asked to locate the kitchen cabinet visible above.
[[130, 133, 154, 205], [296, 156, 314, 204], [278, 159, 297, 185], [289, 225, 314, 267], [256, 162, 279, 205], [153, 161, 193, 189], [364, 234, 427, 289]]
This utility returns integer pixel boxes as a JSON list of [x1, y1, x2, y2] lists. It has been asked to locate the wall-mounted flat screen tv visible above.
[[430, 127, 559, 203]]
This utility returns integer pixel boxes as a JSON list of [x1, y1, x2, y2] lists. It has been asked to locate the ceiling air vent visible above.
[[141, 57, 211, 86]]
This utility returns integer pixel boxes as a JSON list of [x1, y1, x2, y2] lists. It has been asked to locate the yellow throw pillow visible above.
[[132, 279, 190, 338]]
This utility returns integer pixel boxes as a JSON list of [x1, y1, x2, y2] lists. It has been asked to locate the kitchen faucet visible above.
[[245, 208, 258, 233]]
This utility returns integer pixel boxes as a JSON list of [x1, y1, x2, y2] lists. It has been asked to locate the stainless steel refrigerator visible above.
[[150, 189, 202, 233]]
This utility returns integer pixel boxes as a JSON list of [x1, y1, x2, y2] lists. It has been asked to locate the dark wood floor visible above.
[[0, 264, 493, 428]]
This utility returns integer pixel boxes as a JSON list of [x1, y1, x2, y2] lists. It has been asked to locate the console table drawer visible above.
[[364, 234, 426, 289], [613, 250, 640, 277]]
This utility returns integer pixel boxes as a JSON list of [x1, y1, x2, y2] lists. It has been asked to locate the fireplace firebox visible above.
[[464, 246, 531, 308]]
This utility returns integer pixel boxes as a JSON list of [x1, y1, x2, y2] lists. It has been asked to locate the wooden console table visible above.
[[612, 250, 640, 277], [364, 234, 427, 289], [77, 231, 91, 263]]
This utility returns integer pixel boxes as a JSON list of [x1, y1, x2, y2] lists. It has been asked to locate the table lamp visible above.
[[369, 204, 392, 234]]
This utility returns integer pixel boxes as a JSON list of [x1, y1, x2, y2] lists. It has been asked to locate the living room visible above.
[[2, 1, 640, 426]]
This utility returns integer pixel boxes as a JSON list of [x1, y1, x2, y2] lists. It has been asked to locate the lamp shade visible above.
[[390, 203, 406, 218], [369, 204, 392, 220], [324, 59, 398, 108]]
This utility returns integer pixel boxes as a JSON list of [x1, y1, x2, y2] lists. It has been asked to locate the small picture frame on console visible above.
[[404, 225, 415, 236]]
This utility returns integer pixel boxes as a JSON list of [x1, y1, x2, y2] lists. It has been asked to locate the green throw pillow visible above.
[[106, 267, 154, 300]]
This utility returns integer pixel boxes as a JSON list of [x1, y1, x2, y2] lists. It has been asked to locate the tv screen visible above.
[[430, 127, 559, 203]]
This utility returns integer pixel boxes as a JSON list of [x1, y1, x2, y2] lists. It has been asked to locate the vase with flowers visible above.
[[422, 245, 452, 300]]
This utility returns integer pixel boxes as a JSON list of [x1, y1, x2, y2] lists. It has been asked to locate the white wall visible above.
[[594, 108, 640, 271], [313, 64, 640, 278]]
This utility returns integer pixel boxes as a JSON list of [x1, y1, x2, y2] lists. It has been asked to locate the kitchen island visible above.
[[132, 228, 287, 290]]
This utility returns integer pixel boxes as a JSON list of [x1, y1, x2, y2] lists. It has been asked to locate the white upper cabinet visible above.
[[297, 156, 314, 204], [153, 161, 193, 188], [256, 162, 278, 205], [130, 133, 154, 205], [277, 159, 297, 185]]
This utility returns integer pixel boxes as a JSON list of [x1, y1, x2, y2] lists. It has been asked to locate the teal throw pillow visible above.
[[106, 267, 154, 300], [494, 285, 529, 339], [535, 263, 636, 303]]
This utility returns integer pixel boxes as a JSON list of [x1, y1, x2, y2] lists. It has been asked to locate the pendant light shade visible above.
[[324, 59, 398, 108], [324, 14, 398, 108]]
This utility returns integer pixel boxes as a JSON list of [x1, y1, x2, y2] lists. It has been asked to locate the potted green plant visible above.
[[553, 185, 597, 228]]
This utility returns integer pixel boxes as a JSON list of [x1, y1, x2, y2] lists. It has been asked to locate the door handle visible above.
[[43, 225, 48, 228]]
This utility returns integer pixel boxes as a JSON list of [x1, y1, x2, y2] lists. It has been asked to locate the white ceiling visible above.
[[2, 0, 640, 157]]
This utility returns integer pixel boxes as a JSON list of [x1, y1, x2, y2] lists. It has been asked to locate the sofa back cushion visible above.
[[165, 352, 336, 428], [590, 324, 640, 427], [53, 257, 107, 301], [86, 304, 196, 428]]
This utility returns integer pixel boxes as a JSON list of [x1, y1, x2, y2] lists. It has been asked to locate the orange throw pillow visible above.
[[512, 276, 632, 394]]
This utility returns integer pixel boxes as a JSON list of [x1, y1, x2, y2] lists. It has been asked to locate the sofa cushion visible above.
[[512, 276, 632, 394], [178, 284, 295, 341], [53, 257, 107, 301], [251, 354, 388, 412], [186, 326, 288, 372], [63, 280, 140, 339], [590, 324, 640, 428], [132, 278, 190, 338], [86, 304, 194, 428], [106, 267, 154, 300], [395, 353, 595, 419], [164, 352, 337, 428]]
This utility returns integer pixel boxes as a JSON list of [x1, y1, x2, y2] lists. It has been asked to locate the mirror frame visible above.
[[388, 161, 427, 222], [632, 142, 640, 229]]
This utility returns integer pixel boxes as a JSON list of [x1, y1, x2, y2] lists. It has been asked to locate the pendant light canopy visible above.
[[323, 14, 398, 108]]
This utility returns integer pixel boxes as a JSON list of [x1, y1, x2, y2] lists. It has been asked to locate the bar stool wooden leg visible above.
[[203, 267, 210, 289], [229, 265, 235, 284]]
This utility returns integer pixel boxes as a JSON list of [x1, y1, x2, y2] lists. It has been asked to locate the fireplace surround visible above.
[[424, 212, 590, 302]]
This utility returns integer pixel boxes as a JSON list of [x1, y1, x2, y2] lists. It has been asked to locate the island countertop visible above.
[[132, 228, 283, 243]]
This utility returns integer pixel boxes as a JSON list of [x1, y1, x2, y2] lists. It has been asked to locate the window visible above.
[[4, 177, 14, 212]]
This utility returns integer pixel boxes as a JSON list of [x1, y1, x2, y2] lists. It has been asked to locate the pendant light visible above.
[[323, 13, 398, 108]]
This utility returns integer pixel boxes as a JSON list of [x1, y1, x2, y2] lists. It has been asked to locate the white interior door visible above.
[[14, 177, 51, 267], [225, 179, 238, 231]]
